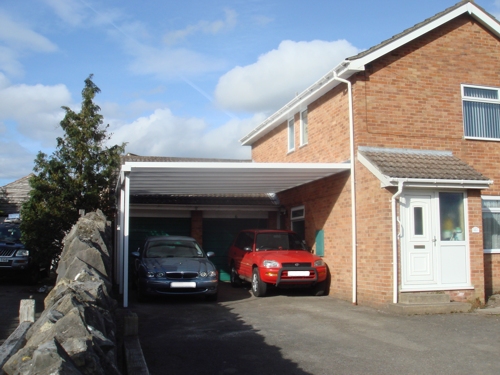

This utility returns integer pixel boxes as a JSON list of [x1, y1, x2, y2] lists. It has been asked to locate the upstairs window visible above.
[[300, 109, 308, 146], [462, 85, 500, 140], [288, 118, 295, 152]]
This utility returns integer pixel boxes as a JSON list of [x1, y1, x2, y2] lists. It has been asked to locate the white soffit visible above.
[[121, 162, 350, 195]]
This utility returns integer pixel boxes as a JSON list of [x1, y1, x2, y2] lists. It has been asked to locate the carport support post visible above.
[[123, 171, 131, 308], [118, 183, 125, 294]]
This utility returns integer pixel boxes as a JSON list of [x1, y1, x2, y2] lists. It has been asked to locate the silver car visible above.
[[132, 236, 219, 302]]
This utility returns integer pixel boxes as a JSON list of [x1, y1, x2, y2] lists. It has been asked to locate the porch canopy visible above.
[[116, 161, 350, 306]]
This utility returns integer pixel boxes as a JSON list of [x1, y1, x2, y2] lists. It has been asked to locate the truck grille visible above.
[[0, 247, 16, 257]]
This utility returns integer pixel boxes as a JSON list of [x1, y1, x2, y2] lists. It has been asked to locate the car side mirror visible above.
[[206, 251, 215, 258]]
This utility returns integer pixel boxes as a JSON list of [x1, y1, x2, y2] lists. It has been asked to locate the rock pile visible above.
[[3, 211, 121, 375]]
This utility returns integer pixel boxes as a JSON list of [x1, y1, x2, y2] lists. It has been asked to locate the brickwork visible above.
[[277, 172, 353, 301], [251, 13, 500, 307], [484, 254, 500, 296], [191, 211, 203, 245]]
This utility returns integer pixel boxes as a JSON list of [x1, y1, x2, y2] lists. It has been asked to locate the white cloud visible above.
[[0, 141, 36, 182], [0, 12, 58, 77], [0, 12, 57, 52], [0, 79, 71, 146], [127, 42, 226, 80], [109, 108, 261, 159], [42, 0, 87, 27], [214, 39, 359, 113], [164, 9, 237, 45]]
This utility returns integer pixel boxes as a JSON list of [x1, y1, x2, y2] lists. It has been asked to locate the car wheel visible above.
[[251, 268, 267, 297], [311, 280, 327, 296], [230, 264, 242, 288], [205, 292, 218, 302]]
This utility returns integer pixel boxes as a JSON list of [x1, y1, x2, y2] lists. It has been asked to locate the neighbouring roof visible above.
[[358, 147, 492, 189], [240, 1, 500, 146], [122, 154, 252, 164]]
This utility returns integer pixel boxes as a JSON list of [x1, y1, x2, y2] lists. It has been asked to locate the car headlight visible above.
[[146, 271, 155, 278], [156, 272, 165, 278], [199, 270, 217, 278], [263, 260, 279, 268], [314, 259, 324, 267], [15, 249, 29, 257]]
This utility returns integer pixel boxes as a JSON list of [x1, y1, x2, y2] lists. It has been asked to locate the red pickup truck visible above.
[[227, 229, 328, 297]]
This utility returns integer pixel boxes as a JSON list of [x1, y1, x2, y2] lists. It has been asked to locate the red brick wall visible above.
[[277, 172, 353, 301], [251, 14, 500, 306], [485, 254, 500, 297], [191, 211, 203, 245], [252, 84, 351, 163]]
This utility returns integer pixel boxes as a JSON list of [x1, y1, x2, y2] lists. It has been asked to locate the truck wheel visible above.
[[251, 268, 267, 297]]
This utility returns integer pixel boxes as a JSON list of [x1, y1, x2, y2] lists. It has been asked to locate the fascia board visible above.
[[349, 4, 481, 71], [387, 179, 492, 190], [125, 161, 348, 171]]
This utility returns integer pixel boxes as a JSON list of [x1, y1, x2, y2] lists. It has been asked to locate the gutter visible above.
[[332, 72, 357, 305], [391, 181, 404, 304]]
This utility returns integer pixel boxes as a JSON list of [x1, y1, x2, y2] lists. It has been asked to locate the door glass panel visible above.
[[413, 207, 423, 235], [439, 192, 465, 241]]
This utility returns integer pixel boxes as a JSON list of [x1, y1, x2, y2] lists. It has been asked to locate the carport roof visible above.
[[118, 158, 350, 195]]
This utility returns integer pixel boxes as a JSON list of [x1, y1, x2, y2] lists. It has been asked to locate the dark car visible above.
[[132, 236, 219, 302], [228, 229, 328, 297], [0, 222, 47, 284]]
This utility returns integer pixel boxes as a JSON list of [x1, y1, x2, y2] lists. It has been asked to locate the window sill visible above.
[[484, 249, 500, 254]]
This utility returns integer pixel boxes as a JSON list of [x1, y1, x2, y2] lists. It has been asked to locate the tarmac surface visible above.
[[130, 282, 500, 375], [1, 277, 499, 375]]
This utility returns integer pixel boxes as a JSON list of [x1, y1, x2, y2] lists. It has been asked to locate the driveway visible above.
[[131, 283, 500, 375]]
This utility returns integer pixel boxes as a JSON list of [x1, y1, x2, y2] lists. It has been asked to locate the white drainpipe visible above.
[[392, 181, 404, 304], [333, 73, 357, 305]]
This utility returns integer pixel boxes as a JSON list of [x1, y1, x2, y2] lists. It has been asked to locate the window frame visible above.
[[287, 118, 295, 152], [482, 196, 500, 254], [300, 109, 308, 147], [462, 84, 500, 141]]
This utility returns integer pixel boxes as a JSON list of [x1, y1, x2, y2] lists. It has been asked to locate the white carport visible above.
[[115, 161, 350, 307]]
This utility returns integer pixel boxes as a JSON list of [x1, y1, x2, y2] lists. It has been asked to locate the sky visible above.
[[0, 0, 499, 186]]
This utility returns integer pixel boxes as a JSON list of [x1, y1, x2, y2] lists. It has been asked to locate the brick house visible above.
[[116, 1, 500, 309], [239, 0, 500, 307]]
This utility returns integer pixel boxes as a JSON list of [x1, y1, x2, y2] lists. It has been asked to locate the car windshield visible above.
[[255, 232, 306, 251], [0, 225, 21, 243], [145, 240, 205, 258]]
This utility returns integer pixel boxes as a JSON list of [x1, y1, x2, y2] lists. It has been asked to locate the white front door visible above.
[[400, 191, 470, 291]]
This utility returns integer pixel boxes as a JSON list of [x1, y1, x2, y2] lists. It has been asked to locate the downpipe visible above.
[[392, 181, 404, 304], [333, 72, 357, 305]]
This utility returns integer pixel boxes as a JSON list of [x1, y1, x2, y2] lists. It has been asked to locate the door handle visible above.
[[432, 236, 437, 246]]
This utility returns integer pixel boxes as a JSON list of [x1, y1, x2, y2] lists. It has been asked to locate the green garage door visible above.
[[203, 218, 267, 281], [129, 217, 191, 254]]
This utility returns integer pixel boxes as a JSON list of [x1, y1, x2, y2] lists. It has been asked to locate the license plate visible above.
[[288, 271, 310, 277], [0, 257, 9, 263], [170, 282, 196, 288]]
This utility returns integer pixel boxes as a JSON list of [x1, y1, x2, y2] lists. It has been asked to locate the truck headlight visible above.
[[15, 249, 29, 257]]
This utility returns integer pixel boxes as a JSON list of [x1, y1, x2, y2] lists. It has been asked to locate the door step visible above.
[[388, 293, 471, 315]]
